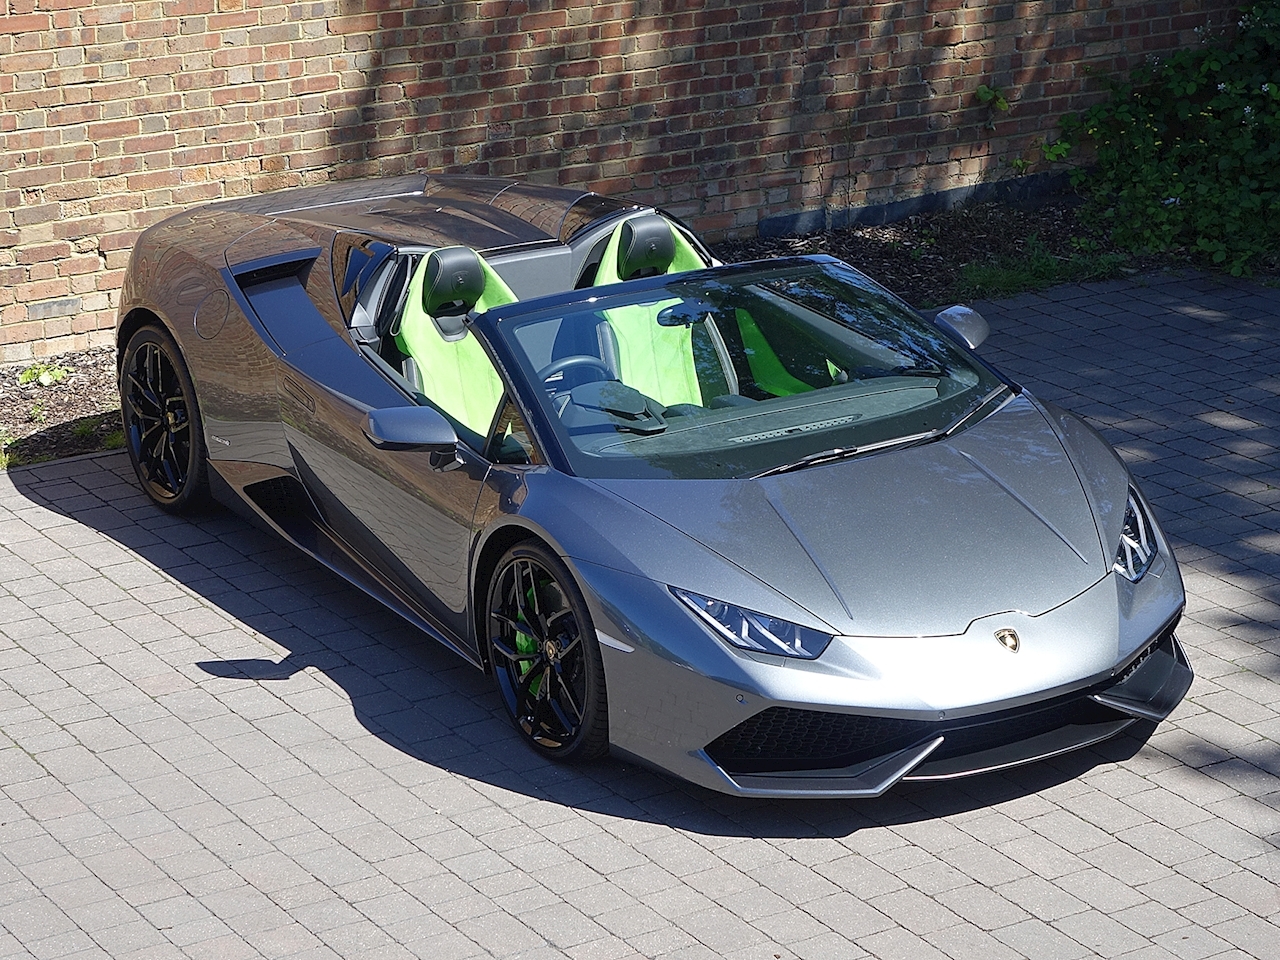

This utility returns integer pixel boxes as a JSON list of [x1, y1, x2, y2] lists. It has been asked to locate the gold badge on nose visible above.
[[995, 628, 1020, 653]]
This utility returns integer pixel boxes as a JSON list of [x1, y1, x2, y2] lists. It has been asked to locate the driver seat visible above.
[[395, 246, 517, 438]]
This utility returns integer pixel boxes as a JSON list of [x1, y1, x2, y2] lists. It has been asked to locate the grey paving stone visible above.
[[1113, 900, 1194, 939], [1152, 923, 1234, 960], [854, 926, 951, 960], [934, 882, 1030, 932], [1053, 908, 1152, 958], [866, 888, 962, 936]]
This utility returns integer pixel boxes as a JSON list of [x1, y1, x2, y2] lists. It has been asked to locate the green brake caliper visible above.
[[515, 584, 543, 696]]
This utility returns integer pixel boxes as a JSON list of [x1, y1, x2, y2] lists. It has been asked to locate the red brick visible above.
[[0, 0, 1244, 353], [0, 13, 51, 35]]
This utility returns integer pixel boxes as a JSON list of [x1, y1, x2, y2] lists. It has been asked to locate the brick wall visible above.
[[1, 0, 1239, 360]]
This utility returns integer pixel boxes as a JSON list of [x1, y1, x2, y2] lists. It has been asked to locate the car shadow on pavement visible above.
[[8, 453, 1158, 839]]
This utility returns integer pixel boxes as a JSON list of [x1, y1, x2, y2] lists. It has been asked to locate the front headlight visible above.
[[672, 587, 833, 660], [1114, 487, 1158, 582]]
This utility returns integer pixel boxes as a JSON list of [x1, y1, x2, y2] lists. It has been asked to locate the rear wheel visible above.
[[120, 325, 210, 513], [486, 542, 609, 761]]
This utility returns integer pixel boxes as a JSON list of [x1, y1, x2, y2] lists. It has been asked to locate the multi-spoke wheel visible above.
[[487, 542, 608, 761], [120, 325, 210, 513]]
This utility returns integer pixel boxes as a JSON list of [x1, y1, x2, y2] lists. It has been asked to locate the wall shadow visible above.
[[318, 2, 1238, 236], [4, 450, 1156, 837]]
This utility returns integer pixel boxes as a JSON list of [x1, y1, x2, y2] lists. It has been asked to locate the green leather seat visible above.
[[395, 246, 517, 438], [593, 216, 709, 408]]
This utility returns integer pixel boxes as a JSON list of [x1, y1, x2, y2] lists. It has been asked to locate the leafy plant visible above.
[[976, 83, 1010, 112], [1041, 139, 1071, 162], [28, 401, 46, 423], [104, 429, 125, 450], [1050, 2, 1280, 275], [976, 83, 1011, 131], [18, 362, 70, 387], [0, 433, 12, 470]]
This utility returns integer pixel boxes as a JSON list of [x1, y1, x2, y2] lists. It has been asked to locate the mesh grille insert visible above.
[[707, 695, 1128, 775], [705, 708, 930, 774]]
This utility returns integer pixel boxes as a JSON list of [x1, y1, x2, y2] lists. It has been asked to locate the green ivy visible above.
[[1054, 2, 1280, 276], [976, 83, 1010, 112]]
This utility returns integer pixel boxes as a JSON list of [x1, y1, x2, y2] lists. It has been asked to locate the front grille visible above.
[[708, 693, 1126, 776], [706, 708, 930, 774]]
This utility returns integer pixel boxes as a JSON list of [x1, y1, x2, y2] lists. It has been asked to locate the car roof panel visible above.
[[204, 175, 630, 253], [284, 195, 555, 250]]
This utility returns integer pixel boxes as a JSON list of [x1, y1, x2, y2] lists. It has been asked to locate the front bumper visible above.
[[575, 548, 1189, 799], [703, 625, 1191, 797]]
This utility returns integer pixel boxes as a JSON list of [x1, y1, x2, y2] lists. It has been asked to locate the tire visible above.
[[119, 324, 211, 513], [486, 541, 609, 762]]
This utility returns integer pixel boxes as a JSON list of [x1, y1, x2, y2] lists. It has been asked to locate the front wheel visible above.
[[119, 324, 210, 513], [486, 542, 609, 761]]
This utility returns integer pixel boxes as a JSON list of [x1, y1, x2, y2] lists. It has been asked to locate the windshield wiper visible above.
[[752, 446, 860, 478], [751, 385, 1013, 480], [752, 431, 934, 479], [939, 384, 1011, 438], [854, 363, 945, 379]]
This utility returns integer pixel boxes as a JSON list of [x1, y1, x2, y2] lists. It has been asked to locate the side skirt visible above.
[[209, 459, 483, 669]]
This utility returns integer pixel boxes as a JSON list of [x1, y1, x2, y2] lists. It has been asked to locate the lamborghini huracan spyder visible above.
[[117, 176, 1191, 797]]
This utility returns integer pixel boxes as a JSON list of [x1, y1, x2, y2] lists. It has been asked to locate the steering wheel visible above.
[[536, 355, 613, 383]]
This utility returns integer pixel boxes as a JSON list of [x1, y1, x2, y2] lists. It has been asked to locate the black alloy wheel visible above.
[[120, 325, 210, 513], [487, 542, 609, 761]]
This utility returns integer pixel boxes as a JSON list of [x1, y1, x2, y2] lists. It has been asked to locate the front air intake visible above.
[[707, 693, 1131, 776], [706, 708, 930, 774]]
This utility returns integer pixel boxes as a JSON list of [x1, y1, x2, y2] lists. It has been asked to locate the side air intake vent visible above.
[[230, 249, 322, 289], [244, 475, 321, 526]]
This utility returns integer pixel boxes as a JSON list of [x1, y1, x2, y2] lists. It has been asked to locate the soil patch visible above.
[[1, 347, 122, 468], [709, 197, 1153, 308]]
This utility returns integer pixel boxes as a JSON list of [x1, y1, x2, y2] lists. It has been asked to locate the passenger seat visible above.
[[592, 216, 717, 409]]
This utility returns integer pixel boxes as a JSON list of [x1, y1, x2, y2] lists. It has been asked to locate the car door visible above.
[[279, 335, 494, 658], [234, 238, 494, 661]]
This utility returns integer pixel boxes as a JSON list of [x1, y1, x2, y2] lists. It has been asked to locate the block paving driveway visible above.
[[1, 272, 1278, 960]]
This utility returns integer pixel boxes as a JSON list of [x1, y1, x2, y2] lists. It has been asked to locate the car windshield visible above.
[[495, 259, 1009, 479]]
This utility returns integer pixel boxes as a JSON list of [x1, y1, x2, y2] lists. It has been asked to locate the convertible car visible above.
[[117, 175, 1191, 797]]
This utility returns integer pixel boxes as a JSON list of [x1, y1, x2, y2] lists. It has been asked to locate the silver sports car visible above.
[[117, 176, 1191, 797]]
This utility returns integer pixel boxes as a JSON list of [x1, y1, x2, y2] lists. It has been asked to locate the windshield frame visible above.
[[474, 255, 1016, 480]]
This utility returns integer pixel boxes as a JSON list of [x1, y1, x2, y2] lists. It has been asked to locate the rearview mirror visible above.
[[933, 305, 989, 350], [657, 299, 715, 327], [364, 406, 460, 469]]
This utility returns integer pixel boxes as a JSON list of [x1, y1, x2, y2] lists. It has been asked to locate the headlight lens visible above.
[[1114, 487, 1158, 582], [672, 588, 833, 659]]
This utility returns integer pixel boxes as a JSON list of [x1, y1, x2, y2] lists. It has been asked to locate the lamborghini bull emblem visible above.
[[995, 628, 1020, 653]]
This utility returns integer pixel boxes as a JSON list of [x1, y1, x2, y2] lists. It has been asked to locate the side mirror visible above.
[[933, 305, 990, 350], [364, 406, 461, 470]]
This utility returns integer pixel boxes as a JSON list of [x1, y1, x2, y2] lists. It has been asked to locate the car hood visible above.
[[592, 394, 1108, 637]]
